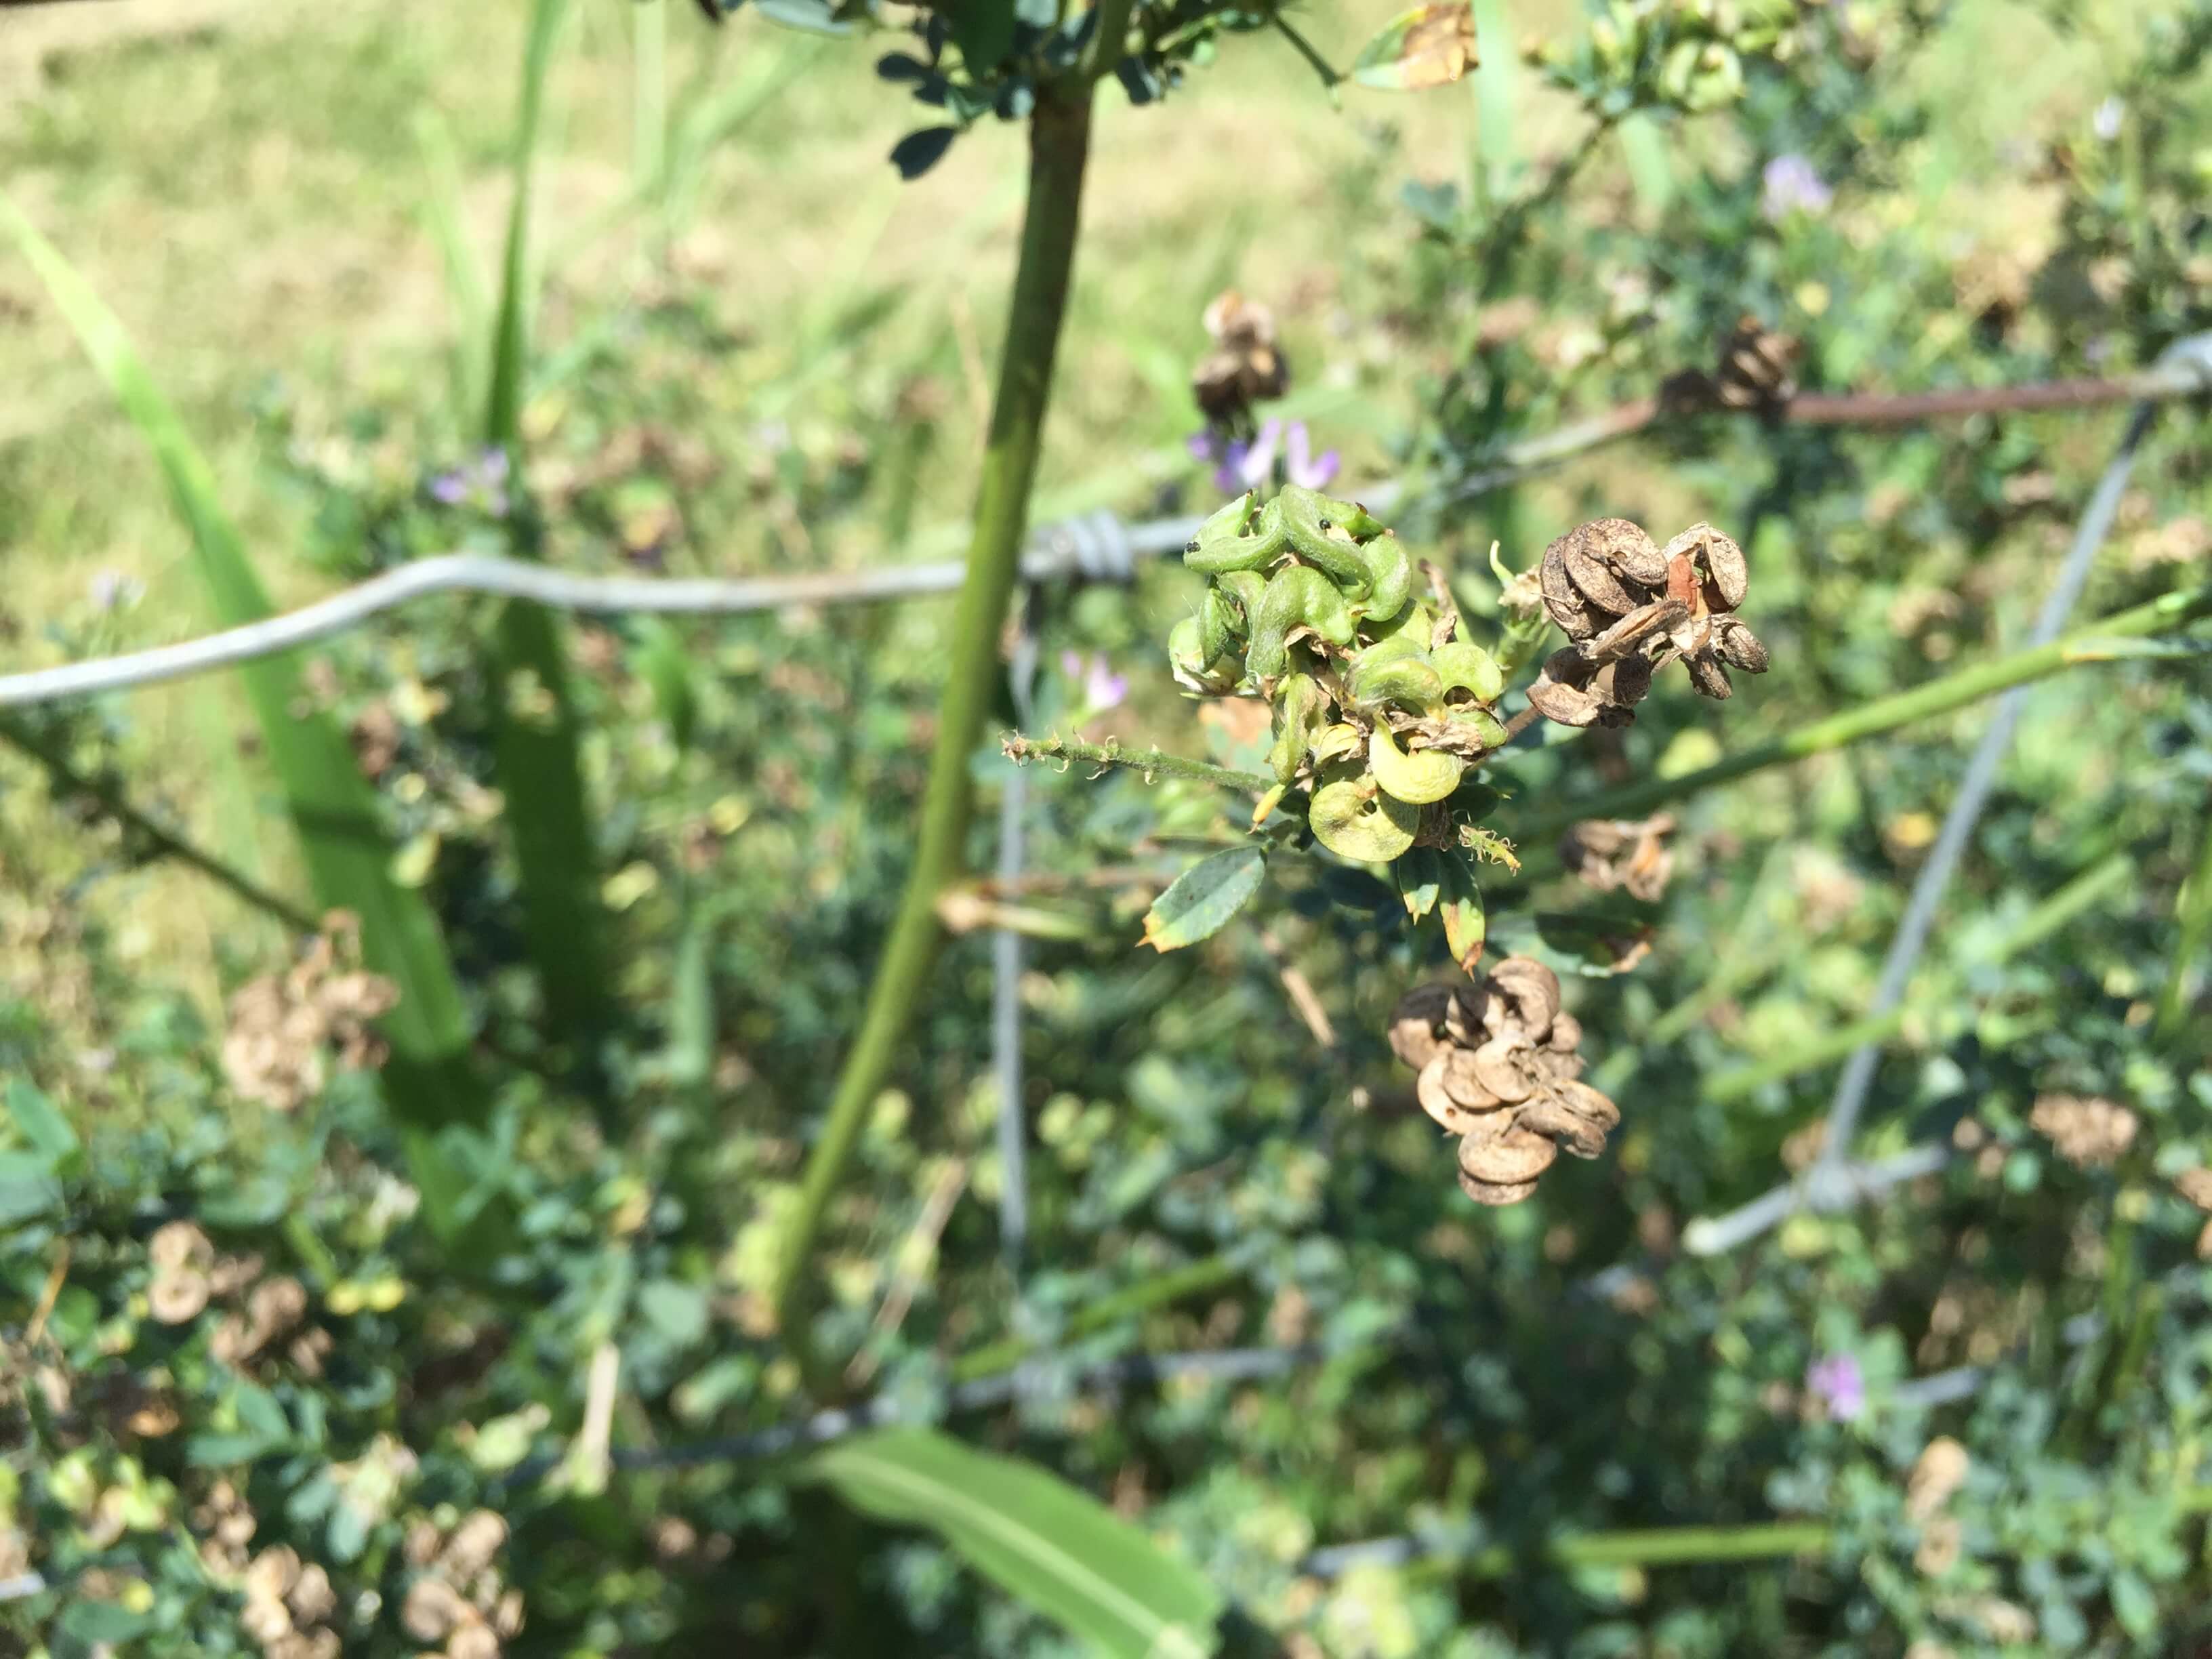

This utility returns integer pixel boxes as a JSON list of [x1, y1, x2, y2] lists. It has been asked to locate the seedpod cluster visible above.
[[1170, 485, 1509, 864], [1389, 958, 1622, 1207]]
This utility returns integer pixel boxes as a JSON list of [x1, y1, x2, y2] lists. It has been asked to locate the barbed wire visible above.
[[1677, 331, 2211, 1256], [3, 358, 2207, 712]]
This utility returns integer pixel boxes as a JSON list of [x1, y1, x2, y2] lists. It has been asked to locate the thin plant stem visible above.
[[2154, 787, 2212, 1048], [1002, 732, 1274, 794], [1270, 12, 1341, 87], [771, 89, 1105, 1359], [1511, 582, 2212, 844], [0, 718, 320, 935], [948, 1252, 1244, 1383]]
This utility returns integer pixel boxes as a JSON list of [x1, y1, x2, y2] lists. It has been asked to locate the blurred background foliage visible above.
[[1, 0, 2211, 1654]]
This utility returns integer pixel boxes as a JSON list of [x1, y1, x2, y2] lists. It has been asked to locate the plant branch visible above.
[[1511, 581, 2212, 844], [771, 94, 1101, 1364], [1269, 11, 1341, 87], [1002, 731, 1274, 794]]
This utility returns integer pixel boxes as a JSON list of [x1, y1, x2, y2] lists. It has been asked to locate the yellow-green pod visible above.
[[1448, 704, 1511, 750], [1369, 722, 1465, 804], [1267, 673, 1328, 783], [1198, 587, 1240, 666], [1431, 640, 1504, 704], [1309, 762, 1420, 863], [1311, 722, 1365, 764], [1349, 652, 1445, 714], [1246, 565, 1358, 678], [1366, 598, 1436, 649], [1215, 569, 1269, 636], [1353, 532, 1414, 620], [1168, 616, 1234, 691], [1275, 485, 1374, 594], [1184, 492, 1287, 574], [1315, 492, 1389, 539]]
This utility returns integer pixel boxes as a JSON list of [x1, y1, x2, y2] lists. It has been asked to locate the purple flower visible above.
[[1186, 419, 1340, 495], [429, 447, 513, 517], [1061, 651, 1128, 715], [1806, 1353, 1866, 1422], [1760, 154, 1832, 223], [87, 569, 144, 613], [1284, 419, 1340, 489]]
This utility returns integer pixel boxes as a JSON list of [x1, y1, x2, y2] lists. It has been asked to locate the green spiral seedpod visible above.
[[1276, 485, 1376, 594], [1185, 491, 1288, 573], [1247, 564, 1358, 678], [1267, 673, 1329, 783], [1309, 761, 1420, 861], [1369, 722, 1465, 804], [1349, 651, 1446, 714], [1431, 640, 1504, 704]]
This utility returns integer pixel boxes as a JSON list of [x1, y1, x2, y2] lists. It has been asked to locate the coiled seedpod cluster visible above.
[[1389, 958, 1622, 1206], [1528, 518, 1768, 728], [1170, 485, 1509, 865]]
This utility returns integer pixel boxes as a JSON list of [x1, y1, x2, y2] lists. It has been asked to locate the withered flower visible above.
[[2029, 1092, 2137, 1168], [1560, 814, 1677, 901], [1391, 958, 1622, 1207], [1658, 316, 1802, 414], [1191, 290, 1289, 432]]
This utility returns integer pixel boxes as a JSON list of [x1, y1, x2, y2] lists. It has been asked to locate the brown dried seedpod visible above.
[[1469, 1038, 1535, 1103], [1539, 518, 1666, 639], [1712, 316, 1802, 410], [1662, 523, 1749, 612], [1561, 815, 1677, 902], [1416, 1053, 1496, 1134], [1486, 957, 1563, 1038], [1458, 1170, 1540, 1206], [1389, 985, 1454, 1070], [1459, 1122, 1560, 1187]]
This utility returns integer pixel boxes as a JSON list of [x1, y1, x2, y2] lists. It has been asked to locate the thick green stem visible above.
[[1003, 731, 1274, 794], [1513, 582, 2212, 844], [772, 95, 1099, 1347]]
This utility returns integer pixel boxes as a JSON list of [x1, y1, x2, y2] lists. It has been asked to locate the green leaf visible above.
[[6, 1080, 77, 1166], [1140, 847, 1266, 952], [187, 1431, 281, 1467], [234, 1382, 290, 1444], [890, 125, 960, 180], [60, 1599, 155, 1645], [482, 0, 617, 1048], [1351, 3, 1476, 91], [631, 620, 698, 754], [1439, 853, 1486, 975], [945, 0, 1017, 69], [1397, 847, 1446, 924], [808, 1429, 1223, 1659], [0, 197, 483, 1148], [638, 1278, 711, 1347]]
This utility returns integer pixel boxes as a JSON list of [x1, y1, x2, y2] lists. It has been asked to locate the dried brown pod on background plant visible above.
[[1561, 813, 1678, 901], [1191, 290, 1288, 432], [1390, 958, 1622, 1207]]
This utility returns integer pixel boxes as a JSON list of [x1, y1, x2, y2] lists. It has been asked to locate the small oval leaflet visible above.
[[1140, 846, 1267, 952]]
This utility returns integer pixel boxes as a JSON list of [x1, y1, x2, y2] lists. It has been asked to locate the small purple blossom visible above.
[[87, 569, 144, 613], [1760, 154, 1833, 223], [429, 447, 512, 517], [1061, 651, 1128, 715], [1187, 418, 1340, 495], [1806, 1353, 1866, 1422]]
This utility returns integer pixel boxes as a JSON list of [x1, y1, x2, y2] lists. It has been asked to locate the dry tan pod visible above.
[[1417, 1054, 1494, 1134], [1582, 599, 1687, 664], [1561, 539, 1645, 616], [1716, 616, 1769, 672], [403, 1576, 468, 1642], [1389, 985, 1454, 1070], [1662, 523, 1749, 610], [1460, 1122, 1560, 1186], [1529, 1048, 1584, 1085], [2175, 1167, 2212, 1212], [1487, 957, 1563, 1036], [1516, 1095, 1609, 1158], [1554, 1078, 1622, 1134], [1547, 1013, 1583, 1052], [1538, 542, 1603, 638], [1448, 984, 1489, 1044], [1469, 1038, 1534, 1104], [1458, 1169, 1540, 1206], [1436, 1047, 1504, 1111], [245, 1546, 302, 1603]]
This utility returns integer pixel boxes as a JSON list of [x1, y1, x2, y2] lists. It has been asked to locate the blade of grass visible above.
[[2155, 792, 2212, 1049], [632, 0, 670, 264], [0, 198, 482, 1134], [411, 107, 493, 416], [480, 0, 618, 1058]]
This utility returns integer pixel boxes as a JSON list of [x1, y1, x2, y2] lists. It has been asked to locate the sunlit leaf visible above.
[[809, 1429, 1223, 1659], [1141, 846, 1266, 951]]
